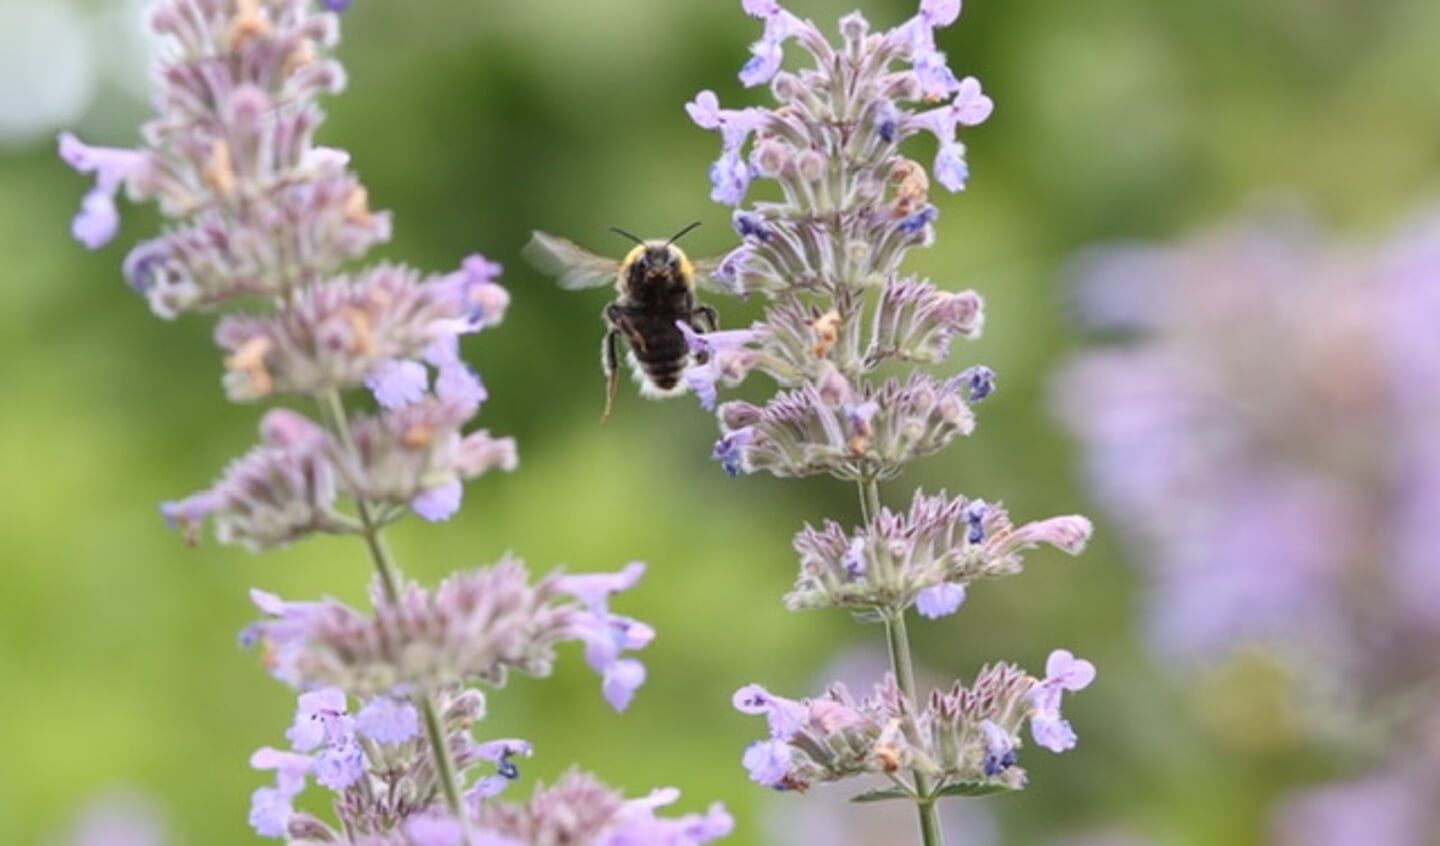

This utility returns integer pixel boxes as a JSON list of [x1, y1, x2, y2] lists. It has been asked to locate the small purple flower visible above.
[[249, 746, 314, 839], [709, 150, 753, 207], [898, 204, 940, 235], [287, 687, 346, 750], [965, 499, 989, 544], [57, 132, 148, 249], [401, 815, 465, 846], [733, 210, 772, 241], [250, 747, 313, 796], [367, 359, 428, 409], [713, 427, 756, 476], [737, 1, 805, 88], [979, 720, 1018, 776], [743, 739, 795, 788], [355, 697, 420, 744], [278, 688, 368, 790], [842, 537, 866, 580], [1029, 649, 1096, 753], [475, 739, 533, 779], [915, 582, 966, 619], [733, 683, 807, 739], [323, 0, 353, 10], [934, 143, 971, 192], [411, 479, 463, 522], [679, 323, 766, 410], [923, 0, 962, 23], [959, 365, 996, 402], [247, 787, 294, 839], [557, 562, 655, 711]]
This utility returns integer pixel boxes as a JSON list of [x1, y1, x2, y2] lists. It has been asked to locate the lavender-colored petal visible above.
[[366, 359, 428, 409], [1030, 713, 1078, 753], [740, 39, 785, 87], [934, 143, 970, 192], [979, 719, 1018, 775], [355, 697, 420, 744], [402, 814, 465, 846], [72, 189, 121, 249], [556, 561, 646, 609], [313, 735, 367, 790], [436, 361, 488, 412], [920, 0, 962, 27], [287, 688, 346, 751], [742, 739, 794, 788], [412, 479, 463, 521], [603, 657, 647, 712], [952, 76, 994, 125], [247, 787, 293, 839], [709, 150, 753, 206], [249, 747, 313, 795], [915, 582, 967, 619], [686, 90, 724, 129], [1045, 649, 1097, 690]]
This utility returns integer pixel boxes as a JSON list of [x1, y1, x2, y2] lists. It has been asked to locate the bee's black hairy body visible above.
[[606, 246, 716, 393]]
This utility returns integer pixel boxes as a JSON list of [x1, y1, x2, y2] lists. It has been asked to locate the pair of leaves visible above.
[[849, 780, 1012, 803]]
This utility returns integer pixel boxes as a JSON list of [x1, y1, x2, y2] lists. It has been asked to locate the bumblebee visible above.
[[524, 223, 725, 422]]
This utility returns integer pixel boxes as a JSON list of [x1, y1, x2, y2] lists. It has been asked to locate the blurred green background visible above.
[[2, 0, 1438, 844]]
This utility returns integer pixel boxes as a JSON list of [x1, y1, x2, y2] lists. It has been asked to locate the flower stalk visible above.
[[690, 2, 1098, 841], [60, 2, 732, 843]]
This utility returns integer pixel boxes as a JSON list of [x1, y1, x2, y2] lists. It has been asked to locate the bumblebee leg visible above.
[[694, 303, 720, 333], [688, 304, 721, 365], [601, 326, 621, 425]]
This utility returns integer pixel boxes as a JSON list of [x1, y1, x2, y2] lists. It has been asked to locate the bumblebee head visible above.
[[613, 223, 700, 291]]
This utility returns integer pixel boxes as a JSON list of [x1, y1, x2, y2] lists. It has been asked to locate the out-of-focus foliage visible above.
[[2, 0, 1437, 844]]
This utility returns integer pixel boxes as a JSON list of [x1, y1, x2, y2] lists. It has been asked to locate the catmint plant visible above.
[[59, 2, 731, 844], [681, 2, 1096, 843], [1054, 211, 1440, 846]]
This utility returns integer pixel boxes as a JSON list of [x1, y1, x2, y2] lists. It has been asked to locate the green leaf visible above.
[[848, 786, 914, 803], [934, 780, 1012, 798]]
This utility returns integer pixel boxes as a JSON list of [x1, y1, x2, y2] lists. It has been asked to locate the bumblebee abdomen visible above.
[[625, 312, 691, 390]]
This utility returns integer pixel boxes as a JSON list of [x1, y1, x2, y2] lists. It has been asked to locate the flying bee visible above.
[[524, 223, 727, 422]]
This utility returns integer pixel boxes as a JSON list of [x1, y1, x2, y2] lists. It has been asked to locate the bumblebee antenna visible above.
[[667, 221, 703, 245], [609, 227, 644, 245]]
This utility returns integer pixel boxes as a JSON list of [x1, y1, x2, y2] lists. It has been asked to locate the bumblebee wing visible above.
[[524, 231, 619, 290], [690, 252, 739, 294]]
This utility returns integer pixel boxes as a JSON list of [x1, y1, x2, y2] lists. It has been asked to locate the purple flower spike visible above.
[[323, 0, 353, 11], [1028, 649, 1096, 752]]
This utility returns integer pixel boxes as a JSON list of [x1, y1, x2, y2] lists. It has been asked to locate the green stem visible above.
[[885, 609, 945, 846], [860, 477, 944, 846], [318, 390, 471, 835]]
